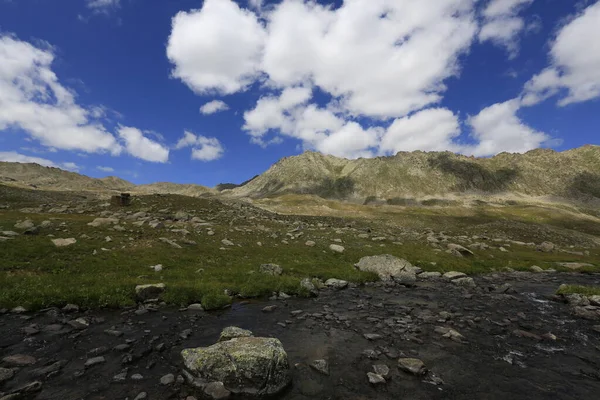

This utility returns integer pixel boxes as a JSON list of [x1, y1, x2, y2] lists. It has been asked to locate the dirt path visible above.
[[2, 272, 600, 400]]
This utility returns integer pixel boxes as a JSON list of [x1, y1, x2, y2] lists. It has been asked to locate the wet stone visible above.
[[2, 354, 37, 367], [204, 381, 231, 399], [84, 356, 105, 368], [160, 373, 175, 385], [309, 359, 329, 376], [398, 358, 427, 375], [367, 372, 386, 384]]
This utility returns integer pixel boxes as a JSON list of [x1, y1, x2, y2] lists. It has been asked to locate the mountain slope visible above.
[[228, 145, 600, 201]]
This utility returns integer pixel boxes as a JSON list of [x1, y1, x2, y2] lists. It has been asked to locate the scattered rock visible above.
[[537, 242, 555, 252], [447, 243, 474, 257], [530, 265, 544, 273], [300, 278, 318, 296], [262, 305, 278, 313], [51, 238, 77, 247], [354, 254, 420, 282], [84, 356, 105, 368], [309, 359, 329, 376], [221, 239, 235, 246], [159, 237, 182, 249], [419, 272, 442, 279], [204, 381, 231, 399], [2, 354, 36, 367], [187, 303, 204, 311], [88, 218, 119, 227], [443, 271, 466, 280], [367, 372, 386, 384], [305, 241, 316, 247], [398, 358, 427, 375], [452, 277, 476, 288], [14, 219, 34, 230], [260, 264, 283, 276], [373, 364, 390, 378], [0, 368, 15, 383], [329, 244, 345, 253], [325, 278, 348, 289], [135, 283, 166, 301], [62, 304, 79, 313], [160, 373, 175, 385]]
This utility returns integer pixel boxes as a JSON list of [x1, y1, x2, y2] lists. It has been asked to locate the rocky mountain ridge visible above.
[[1, 145, 599, 202]]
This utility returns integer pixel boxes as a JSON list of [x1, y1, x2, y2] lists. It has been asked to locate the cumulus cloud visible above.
[[522, 2, 600, 106], [0, 151, 80, 171], [0, 35, 122, 155], [199, 100, 229, 115], [96, 166, 115, 172], [117, 126, 170, 163], [175, 131, 224, 161], [479, 0, 534, 56], [466, 99, 550, 156], [380, 108, 462, 154], [166, 0, 265, 95]]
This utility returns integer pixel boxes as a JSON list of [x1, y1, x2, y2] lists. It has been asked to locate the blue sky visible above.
[[0, 0, 598, 187]]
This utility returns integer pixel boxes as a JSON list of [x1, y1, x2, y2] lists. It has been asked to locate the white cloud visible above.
[[479, 0, 534, 56], [380, 108, 462, 154], [199, 100, 229, 115], [97, 166, 115, 172], [0, 151, 81, 171], [175, 131, 224, 161], [522, 2, 600, 106], [86, 0, 120, 14], [0, 151, 57, 167], [166, 0, 265, 95], [117, 126, 170, 163], [466, 99, 550, 156], [0, 35, 122, 155]]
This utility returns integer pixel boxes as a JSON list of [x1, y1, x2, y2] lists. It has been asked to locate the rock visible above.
[[180, 329, 193, 339], [104, 329, 123, 337], [513, 330, 542, 340], [262, 305, 277, 313], [204, 381, 231, 399], [300, 278, 318, 296], [565, 294, 589, 306], [221, 239, 235, 246], [537, 241, 555, 252], [135, 283, 165, 301], [573, 306, 600, 320], [530, 265, 544, 273], [23, 226, 40, 235], [305, 241, 316, 247], [131, 373, 144, 381], [133, 392, 148, 400], [150, 264, 163, 272], [364, 333, 383, 341], [325, 278, 348, 289], [159, 237, 182, 249], [160, 373, 175, 385], [14, 220, 34, 230], [0, 368, 15, 383], [260, 264, 283, 276], [354, 255, 420, 282], [2, 354, 36, 367], [174, 211, 190, 221], [329, 244, 345, 253], [435, 327, 465, 342], [589, 296, 600, 307], [418, 272, 442, 279], [398, 358, 427, 375], [443, 271, 466, 280], [373, 364, 390, 378], [181, 336, 291, 396], [62, 304, 79, 313], [84, 356, 105, 368], [11, 306, 27, 314], [187, 303, 204, 311], [3, 381, 42, 397], [88, 218, 119, 227], [447, 243, 474, 257], [452, 277, 476, 288], [51, 238, 77, 247], [557, 262, 594, 270], [367, 372, 386, 384], [309, 359, 329, 376], [219, 327, 253, 342]]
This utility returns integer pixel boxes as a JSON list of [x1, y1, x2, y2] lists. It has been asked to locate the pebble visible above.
[[160, 373, 175, 385], [84, 356, 106, 368]]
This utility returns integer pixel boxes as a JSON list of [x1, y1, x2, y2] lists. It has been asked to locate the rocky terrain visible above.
[[1, 148, 600, 399], [226, 145, 600, 203]]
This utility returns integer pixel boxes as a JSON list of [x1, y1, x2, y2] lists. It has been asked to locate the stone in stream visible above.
[[300, 278, 318, 297], [84, 356, 105, 368], [134, 283, 165, 301], [354, 255, 420, 283], [443, 271, 466, 280], [367, 372, 386, 384], [2, 354, 37, 367], [160, 373, 175, 385], [262, 305, 278, 313], [0, 368, 15, 383], [181, 328, 291, 397], [373, 364, 390, 378], [452, 277, 476, 288], [62, 304, 79, 313], [398, 358, 427, 375], [309, 359, 329, 376], [325, 278, 348, 289], [219, 327, 253, 342], [259, 264, 283, 276], [204, 381, 231, 399]]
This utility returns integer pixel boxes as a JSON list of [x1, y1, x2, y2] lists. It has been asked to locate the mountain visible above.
[[0, 162, 134, 192], [227, 145, 600, 202], [0, 162, 212, 196]]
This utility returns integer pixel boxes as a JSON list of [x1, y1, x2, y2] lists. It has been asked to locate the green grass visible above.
[[1, 187, 599, 311], [556, 285, 600, 296]]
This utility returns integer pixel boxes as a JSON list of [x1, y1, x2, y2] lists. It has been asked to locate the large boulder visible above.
[[354, 255, 420, 283], [182, 330, 291, 397]]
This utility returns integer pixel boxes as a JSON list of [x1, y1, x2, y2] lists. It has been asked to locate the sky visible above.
[[0, 0, 599, 187]]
